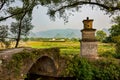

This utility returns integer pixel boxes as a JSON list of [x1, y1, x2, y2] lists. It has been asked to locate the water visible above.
[[25, 74, 76, 80]]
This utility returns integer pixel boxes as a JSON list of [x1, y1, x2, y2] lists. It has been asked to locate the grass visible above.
[[1, 41, 115, 57], [25, 41, 80, 56], [98, 43, 115, 57], [25, 41, 115, 57]]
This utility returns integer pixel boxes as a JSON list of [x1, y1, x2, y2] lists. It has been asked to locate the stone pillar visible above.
[[80, 17, 98, 58]]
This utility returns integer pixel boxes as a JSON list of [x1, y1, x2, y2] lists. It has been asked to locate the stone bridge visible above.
[[0, 48, 67, 80]]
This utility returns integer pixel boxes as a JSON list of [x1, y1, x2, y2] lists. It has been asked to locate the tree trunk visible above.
[[15, 13, 26, 48], [15, 36, 20, 48], [15, 20, 22, 48]]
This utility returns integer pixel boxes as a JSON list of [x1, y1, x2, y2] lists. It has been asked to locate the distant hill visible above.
[[30, 28, 110, 38], [31, 29, 81, 38]]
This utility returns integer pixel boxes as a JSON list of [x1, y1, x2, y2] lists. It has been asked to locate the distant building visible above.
[[49, 38, 65, 42]]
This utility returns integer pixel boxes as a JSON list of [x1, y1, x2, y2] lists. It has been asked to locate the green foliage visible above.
[[112, 36, 120, 43], [2, 40, 11, 48], [27, 41, 116, 58], [112, 16, 120, 25], [8, 7, 24, 20], [10, 16, 33, 37], [0, 25, 8, 40], [6, 50, 35, 77], [94, 58, 120, 80], [116, 42, 120, 54], [6, 0, 36, 47], [0, 25, 11, 48], [98, 43, 117, 58], [65, 56, 94, 80], [99, 51, 115, 58], [5, 48, 60, 78], [102, 36, 113, 43], [109, 25, 120, 37], [115, 42, 120, 59], [6, 50, 37, 77], [22, 37, 29, 42], [65, 56, 120, 80], [70, 38, 79, 42], [112, 36, 120, 58], [10, 15, 33, 48], [1, 0, 120, 22], [47, 0, 120, 22], [109, 16, 120, 38], [109, 16, 120, 58], [96, 30, 107, 42]]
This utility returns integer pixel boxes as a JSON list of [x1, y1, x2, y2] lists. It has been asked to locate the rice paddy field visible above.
[[25, 41, 115, 57]]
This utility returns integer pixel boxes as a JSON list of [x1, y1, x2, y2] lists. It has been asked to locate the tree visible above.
[[10, 16, 33, 48], [7, 0, 37, 48], [47, 0, 120, 21], [109, 16, 120, 37], [1, 0, 120, 48], [0, 25, 8, 41], [0, 0, 18, 21], [108, 16, 120, 43], [109, 25, 120, 37], [0, 0, 120, 22], [0, 25, 11, 48], [0, 0, 37, 21], [96, 30, 107, 42], [0, 0, 38, 48], [112, 16, 120, 25], [109, 16, 120, 58]]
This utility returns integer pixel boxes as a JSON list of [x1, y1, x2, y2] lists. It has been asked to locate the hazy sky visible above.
[[31, 5, 113, 32], [1, 4, 114, 32]]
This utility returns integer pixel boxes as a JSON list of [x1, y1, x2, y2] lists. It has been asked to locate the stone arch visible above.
[[28, 56, 57, 76]]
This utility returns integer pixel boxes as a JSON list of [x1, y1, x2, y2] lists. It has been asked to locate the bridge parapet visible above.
[[0, 47, 60, 80]]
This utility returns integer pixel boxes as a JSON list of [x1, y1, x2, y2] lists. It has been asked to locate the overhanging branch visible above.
[[49, 1, 120, 14], [0, 0, 37, 21], [0, 0, 6, 10]]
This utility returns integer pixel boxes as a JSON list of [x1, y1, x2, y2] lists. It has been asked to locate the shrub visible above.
[[65, 56, 94, 80], [115, 43, 120, 58], [65, 56, 120, 80], [112, 36, 120, 59], [94, 58, 120, 80], [99, 51, 115, 58]]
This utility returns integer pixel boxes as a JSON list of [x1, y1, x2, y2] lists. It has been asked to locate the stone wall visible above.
[[80, 41, 98, 58], [0, 48, 61, 80]]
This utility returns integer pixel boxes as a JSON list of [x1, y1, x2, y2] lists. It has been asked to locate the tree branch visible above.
[[0, 0, 6, 10], [82, 1, 120, 11], [50, 1, 120, 13], [0, 0, 36, 21]]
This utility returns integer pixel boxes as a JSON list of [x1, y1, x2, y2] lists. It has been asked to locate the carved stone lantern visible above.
[[80, 17, 98, 58]]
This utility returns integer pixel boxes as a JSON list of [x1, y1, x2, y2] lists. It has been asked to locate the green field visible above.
[[26, 41, 115, 57]]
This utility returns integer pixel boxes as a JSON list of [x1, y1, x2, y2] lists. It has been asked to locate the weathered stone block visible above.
[[81, 29, 96, 41], [80, 41, 98, 58]]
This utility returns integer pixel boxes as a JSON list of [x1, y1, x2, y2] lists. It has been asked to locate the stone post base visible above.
[[80, 41, 98, 59]]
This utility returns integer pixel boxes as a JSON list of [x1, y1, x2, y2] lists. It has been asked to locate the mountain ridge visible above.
[[30, 28, 81, 38], [30, 28, 110, 38]]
